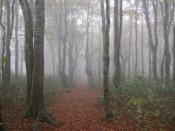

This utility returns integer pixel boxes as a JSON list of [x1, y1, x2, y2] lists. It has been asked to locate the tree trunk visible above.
[[159, 0, 175, 83], [4, 0, 15, 82], [56, 3, 63, 79], [0, 102, 4, 131], [30, 0, 45, 117], [152, 0, 158, 80], [161, 50, 165, 81], [149, 46, 152, 79], [143, 0, 158, 80], [61, 0, 68, 88], [141, 15, 144, 76], [67, 16, 75, 87], [164, 36, 171, 82], [134, 4, 138, 77], [173, 26, 175, 85], [50, 45, 56, 76], [85, 0, 93, 88], [0, 0, 6, 80], [101, 0, 113, 118], [128, 5, 132, 79], [19, 0, 34, 105], [20, 0, 58, 126], [15, 0, 19, 79], [113, 0, 123, 88]]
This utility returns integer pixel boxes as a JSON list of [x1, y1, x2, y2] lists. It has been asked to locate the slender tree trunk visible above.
[[4, 0, 15, 82], [15, 0, 19, 79], [149, 46, 152, 79], [0, 0, 6, 80], [50, 46, 56, 76], [164, 36, 171, 82], [98, 34, 102, 87], [173, 26, 175, 85], [159, 0, 175, 83], [135, 6, 138, 77], [163, 0, 171, 82], [113, 0, 123, 88], [128, 7, 132, 79], [57, 3, 63, 79], [153, 0, 158, 80], [68, 17, 75, 87], [20, 46, 24, 75], [4, 0, 11, 82], [85, 0, 93, 88], [141, 15, 144, 76], [161, 51, 165, 81], [61, 0, 68, 88], [101, 0, 113, 118], [143, 0, 158, 80]]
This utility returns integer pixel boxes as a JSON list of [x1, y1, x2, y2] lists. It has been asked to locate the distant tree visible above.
[[68, 14, 83, 87], [173, 26, 175, 85], [141, 14, 145, 76], [3, 0, 15, 82], [101, 0, 113, 118], [15, 0, 19, 79], [113, 0, 123, 89], [134, 0, 139, 76], [85, 0, 94, 88], [0, 0, 6, 79], [159, 0, 175, 83], [61, 0, 68, 88], [128, 1, 133, 79], [142, 0, 158, 80], [54, 1, 63, 79]]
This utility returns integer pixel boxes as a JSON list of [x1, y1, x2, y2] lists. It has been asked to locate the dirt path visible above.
[[7, 86, 137, 131], [6, 86, 172, 131], [41, 87, 136, 131]]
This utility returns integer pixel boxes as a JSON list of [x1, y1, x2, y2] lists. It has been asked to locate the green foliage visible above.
[[112, 76, 175, 129], [128, 97, 145, 106]]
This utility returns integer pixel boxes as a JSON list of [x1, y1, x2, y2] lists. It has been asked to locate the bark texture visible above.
[[101, 0, 113, 118], [19, 0, 33, 105], [113, 0, 123, 88]]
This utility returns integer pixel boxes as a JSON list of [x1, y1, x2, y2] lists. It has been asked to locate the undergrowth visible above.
[[110, 76, 175, 130], [0, 75, 62, 129]]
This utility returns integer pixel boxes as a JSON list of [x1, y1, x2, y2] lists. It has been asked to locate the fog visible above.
[[0, 0, 175, 130]]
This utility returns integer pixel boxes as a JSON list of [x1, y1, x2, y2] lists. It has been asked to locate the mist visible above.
[[0, 0, 175, 130]]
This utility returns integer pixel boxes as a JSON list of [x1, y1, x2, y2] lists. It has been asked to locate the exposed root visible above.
[[39, 109, 64, 127], [23, 106, 64, 128]]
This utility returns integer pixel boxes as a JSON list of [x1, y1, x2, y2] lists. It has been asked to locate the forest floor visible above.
[[5, 86, 165, 131]]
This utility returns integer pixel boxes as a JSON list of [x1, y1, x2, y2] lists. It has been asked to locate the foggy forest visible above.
[[0, 0, 175, 130]]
